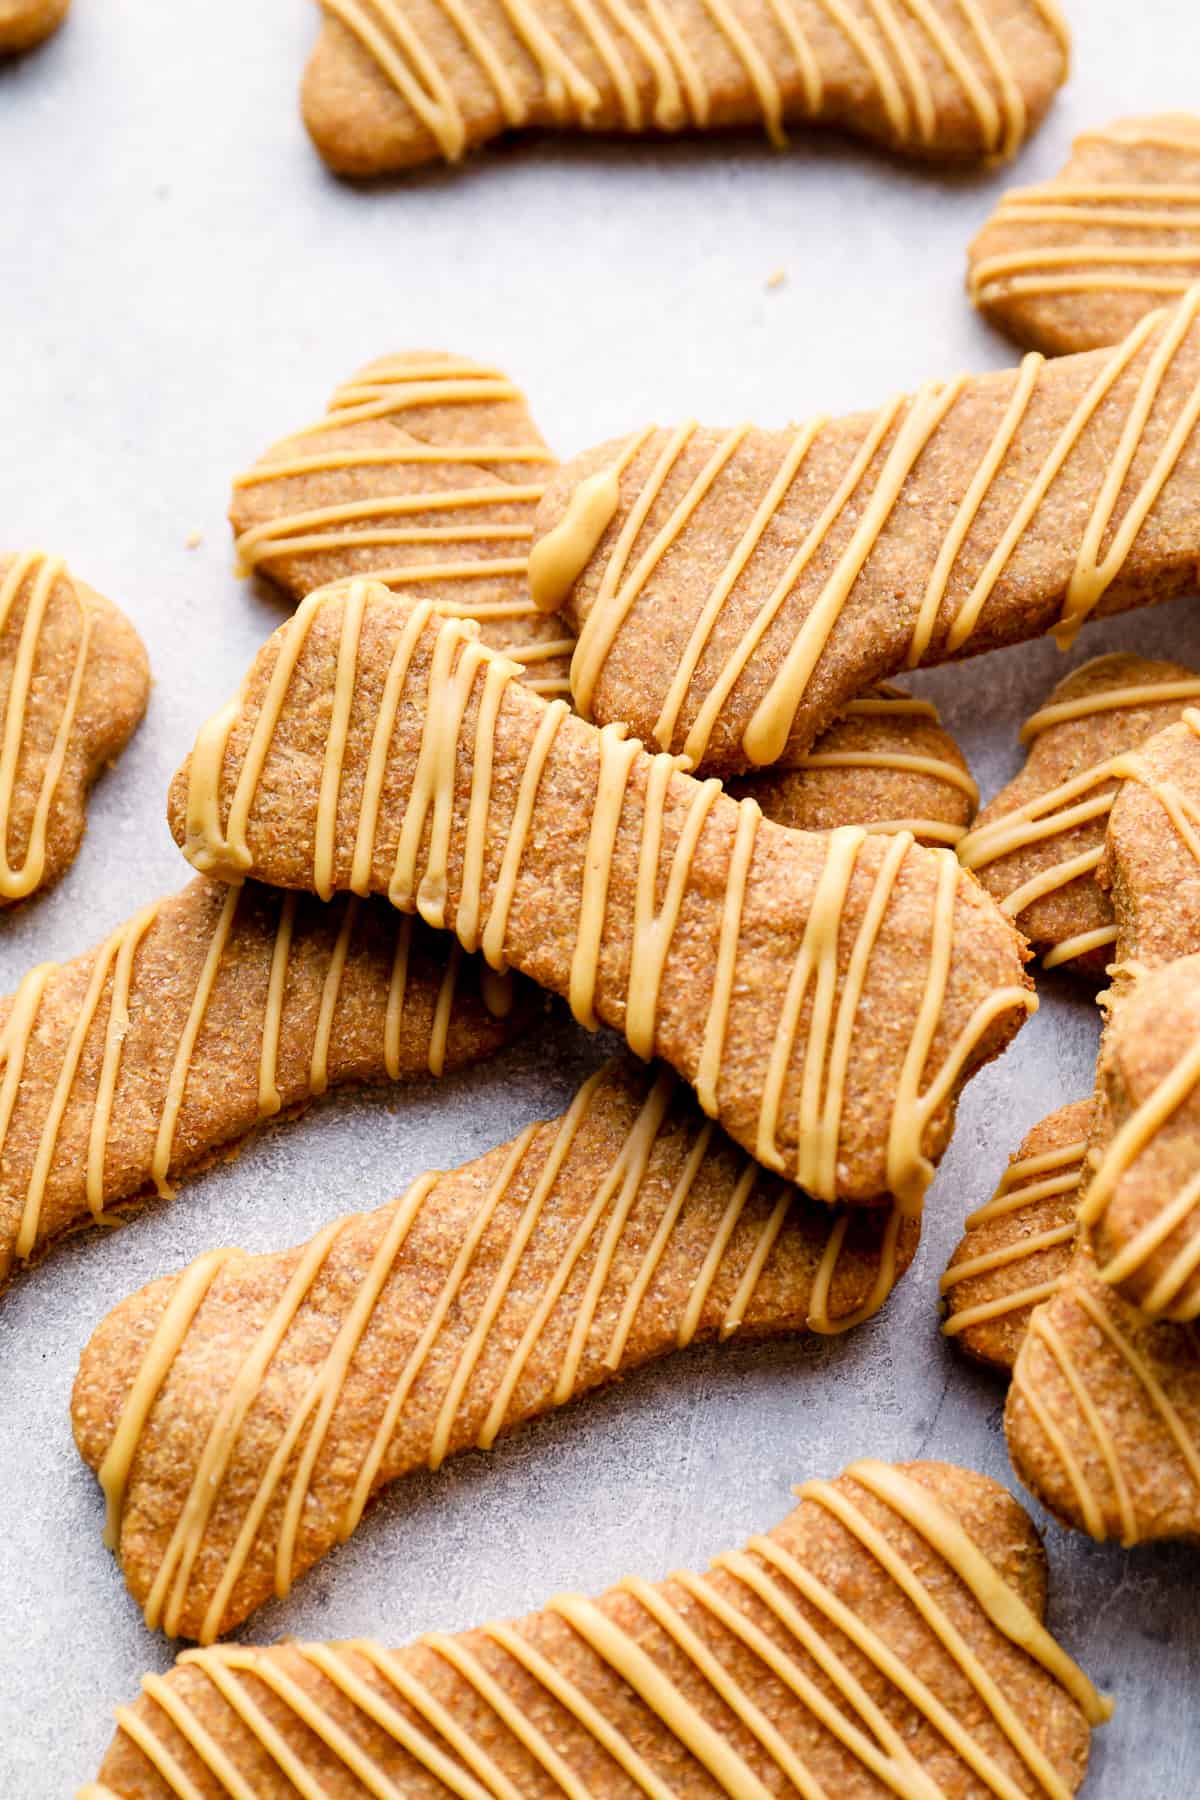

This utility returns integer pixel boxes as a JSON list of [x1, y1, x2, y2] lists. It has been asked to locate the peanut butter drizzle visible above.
[[183, 583, 1032, 1206], [100, 1061, 908, 1643], [549, 289, 1200, 766], [326, 0, 1041, 162], [941, 1137, 1085, 1337], [0, 887, 479, 1269], [115, 1460, 1105, 1798], [233, 358, 569, 695], [0, 551, 95, 900]]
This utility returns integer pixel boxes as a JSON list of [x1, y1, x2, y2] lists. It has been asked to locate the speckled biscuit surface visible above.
[[84, 1458, 1105, 1799], [300, 0, 1068, 178], [0, 0, 67, 53], [958, 652, 1200, 977], [0, 875, 524, 1290], [73, 1055, 918, 1642], [942, 1099, 1090, 1373], [166, 583, 1032, 1208], [532, 290, 1200, 775], [970, 115, 1200, 356], [0, 551, 148, 904], [229, 351, 575, 699]]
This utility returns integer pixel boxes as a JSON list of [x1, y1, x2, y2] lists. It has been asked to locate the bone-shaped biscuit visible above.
[[0, 0, 66, 52], [1102, 705, 1200, 967], [82, 1458, 1107, 1799], [229, 351, 575, 699], [166, 582, 1032, 1206], [0, 875, 523, 1289], [0, 551, 149, 904], [970, 115, 1200, 356], [530, 287, 1200, 775], [941, 1099, 1089, 1373], [957, 653, 1200, 977], [1007, 1239, 1200, 1547], [73, 1054, 918, 1642], [300, 0, 1069, 179]]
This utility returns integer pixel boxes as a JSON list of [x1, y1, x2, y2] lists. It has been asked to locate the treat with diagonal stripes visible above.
[[941, 1100, 1089, 1373], [0, 876, 524, 1289], [0, 0, 67, 51], [530, 288, 1200, 774], [300, 0, 1069, 178], [82, 1458, 1107, 1797], [1102, 705, 1200, 968], [0, 551, 149, 904], [166, 582, 1032, 1207], [957, 653, 1200, 977], [229, 350, 574, 698], [1007, 1239, 1200, 1547], [72, 1055, 919, 1641], [970, 115, 1200, 356]]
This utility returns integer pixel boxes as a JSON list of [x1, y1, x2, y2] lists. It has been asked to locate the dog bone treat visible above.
[[1007, 1241, 1200, 1547], [531, 288, 1200, 775], [167, 582, 1033, 1207], [729, 685, 979, 849], [0, 0, 67, 52], [0, 876, 523, 1288], [230, 351, 574, 699], [0, 551, 149, 903], [73, 1056, 920, 1642], [1102, 706, 1200, 968], [301, 0, 1069, 178], [957, 653, 1200, 976], [82, 1458, 1107, 1800], [1073, 952, 1200, 1325], [969, 116, 1200, 357], [942, 1100, 1090, 1374]]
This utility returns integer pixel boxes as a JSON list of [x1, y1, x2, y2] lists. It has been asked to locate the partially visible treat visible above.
[[730, 685, 979, 848], [0, 552, 149, 904], [73, 1055, 919, 1641], [958, 653, 1200, 977], [85, 1459, 1106, 1799], [1102, 706, 1200, 968], [1007, 1240, 1200, 1547], [166, 583, 1034, 1208], [301, 0, 1069, 178], [0, 877, 526, 1289], [229, 351, 573, 696], [0, 0, 67, 53], [942, 1099, 1090, 1372], [530, 291, 1200, 774], [970, 115, 1200, 355], [1077, 953, 1200, 1325]]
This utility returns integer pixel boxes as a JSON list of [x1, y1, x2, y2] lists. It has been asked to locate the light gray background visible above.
[[2, 1, 1199, 1792]]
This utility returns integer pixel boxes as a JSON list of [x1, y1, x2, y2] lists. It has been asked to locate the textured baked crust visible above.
[[166, 585, 1032, 1206], [300, 0, 1068, 178], [970, 115, 1200, 355], [532, 294, 1200, 774], [73, 1054, 918, 1640], [0, 553, 149, 904], [0, 876, 527, 1288], [86, 1459, 1101, 1799], [0, 0, 67, 53]]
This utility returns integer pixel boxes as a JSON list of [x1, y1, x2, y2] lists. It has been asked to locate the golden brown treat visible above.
[[958, 653, 1200, 977], [1102, 706, 1200, 968], [0, 876, 524, 1289], [73, 1055, 920, 1642], [0, 0, 67, 52], [941, 1100, 1089, 1373], [970, 116, 1200, 356], [730, 685, 979, 848], [531, 289, 1200, 775], [83, 1459, 1107, 1799], [166, 583, 1033, 1208], [301, 0, 1069, 178], [1074, 953, 1200, 1325], [229, 350, 574, 698], [0, 551, 149, 904], [1007, 1241, 1200, 1547]]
